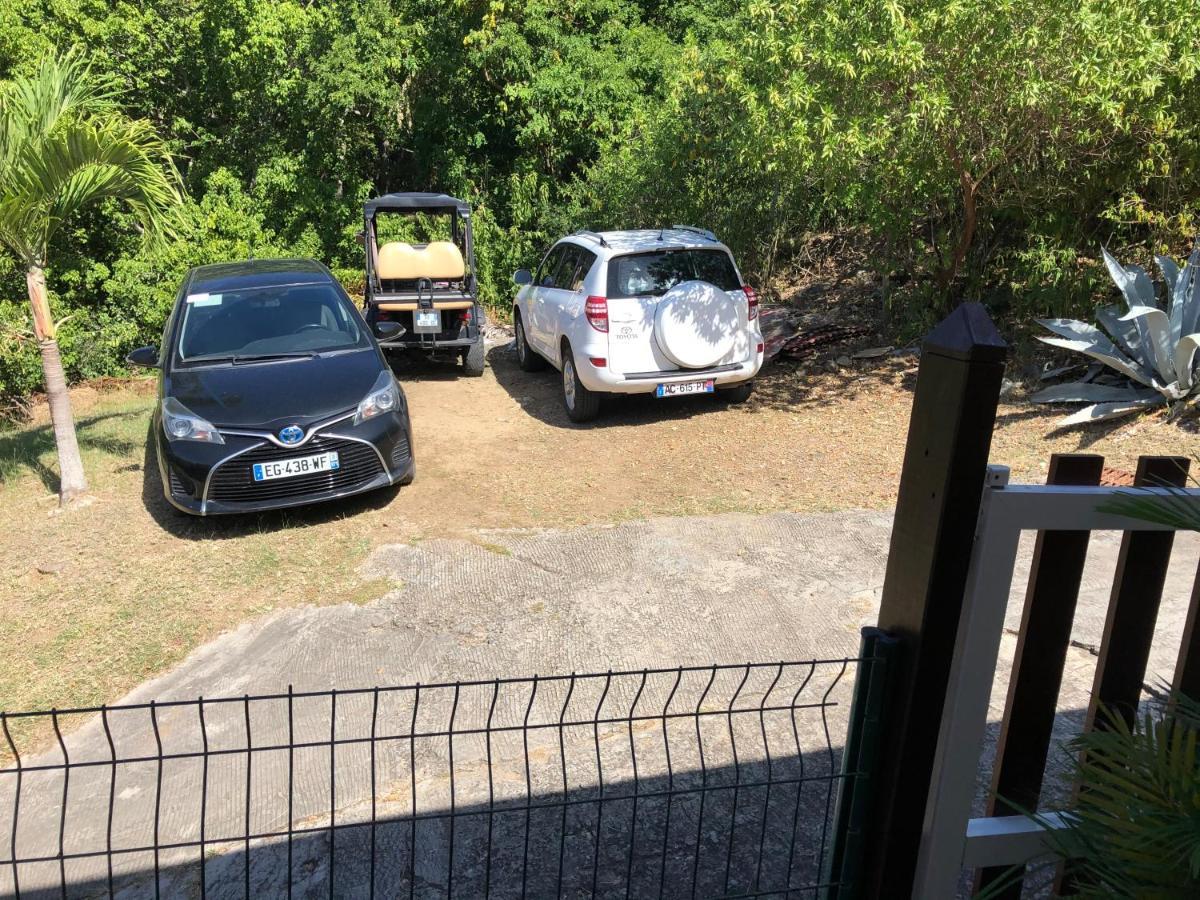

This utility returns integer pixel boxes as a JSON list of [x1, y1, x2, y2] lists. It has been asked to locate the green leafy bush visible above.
[[2, 0, 1200, 410]]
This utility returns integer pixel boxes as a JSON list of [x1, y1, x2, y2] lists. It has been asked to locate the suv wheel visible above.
[[515, 311, 546, 372], [716, 380, 754, 404], [561, 342, 601, 423], [462, 340, 485, 377]]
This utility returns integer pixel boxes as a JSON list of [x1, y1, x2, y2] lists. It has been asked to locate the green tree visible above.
[[0, 50, 182, 503]]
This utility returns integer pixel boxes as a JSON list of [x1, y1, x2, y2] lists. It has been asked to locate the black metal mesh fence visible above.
[[1, 659, 871, 899]]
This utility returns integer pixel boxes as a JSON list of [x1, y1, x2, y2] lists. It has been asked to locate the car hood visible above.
[[165, 350, 388, 431]]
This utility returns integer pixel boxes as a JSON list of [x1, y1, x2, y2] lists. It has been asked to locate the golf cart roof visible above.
[[364, 193, 470, 215]]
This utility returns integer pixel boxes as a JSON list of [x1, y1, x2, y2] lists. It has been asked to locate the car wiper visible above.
[[182, 353, 237, 365], [231, 351, 319, 364]]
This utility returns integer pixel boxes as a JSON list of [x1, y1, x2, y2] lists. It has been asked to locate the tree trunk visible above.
[[938, 150, 980, 306], [26, 265, 88, 504]]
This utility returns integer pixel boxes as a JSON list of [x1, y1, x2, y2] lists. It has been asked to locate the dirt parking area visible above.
[[3, 334, 1200, 727]]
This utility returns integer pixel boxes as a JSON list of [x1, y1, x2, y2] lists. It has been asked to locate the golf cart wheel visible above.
[[716, 380, 754, 404], [514, 311, 546, 372], [561, 341, 601, 423], [462, 340, 485, 377]]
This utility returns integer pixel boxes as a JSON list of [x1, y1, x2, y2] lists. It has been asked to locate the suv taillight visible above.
[[743, 285, 759, 320], [585, 295, 609, 332]]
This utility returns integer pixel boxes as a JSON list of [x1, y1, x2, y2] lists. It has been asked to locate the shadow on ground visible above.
[[4, 752, 846, 900], [386, 348, 475, 382], [995, 406, 1133, 450], [0, 408, 145, 493], [487, 343, 762, 430], [4, 702, 1099, 900], [750, 356, 919, 414]]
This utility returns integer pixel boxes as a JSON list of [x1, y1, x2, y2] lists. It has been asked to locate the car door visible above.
[[536, 244, 583, 360], [527, 244, 565, 354], [565, 246, 597, 353]]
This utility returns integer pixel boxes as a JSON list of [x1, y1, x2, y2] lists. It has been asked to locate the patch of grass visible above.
[[0, 400, 149, 491], [0, 387, 409, 748], [472, 538, 513, 556], [344, 577, 400, 605]]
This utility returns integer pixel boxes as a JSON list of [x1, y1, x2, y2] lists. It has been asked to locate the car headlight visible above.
[[162, 397, 224, 444], [354, 371, 400, 425]]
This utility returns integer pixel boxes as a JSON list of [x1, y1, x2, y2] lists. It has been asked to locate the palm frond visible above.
[[27, 116, 182, 243], [0, 49, 182, 265], [0, 49, 117, 176], [1019, 697, 1200, 896], [1098, 469, 1200, 532]]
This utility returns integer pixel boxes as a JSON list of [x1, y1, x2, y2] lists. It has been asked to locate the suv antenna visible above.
[[657, 227, 665, 242]]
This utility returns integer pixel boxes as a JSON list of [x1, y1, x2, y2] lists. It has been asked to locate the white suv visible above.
[[511, 227, 764, 422]]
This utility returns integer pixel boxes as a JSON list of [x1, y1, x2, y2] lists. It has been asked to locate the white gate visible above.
[[912, 465, 1200, 897]]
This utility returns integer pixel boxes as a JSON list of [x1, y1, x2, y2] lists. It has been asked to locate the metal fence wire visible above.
[[1, 659, 875, 899]]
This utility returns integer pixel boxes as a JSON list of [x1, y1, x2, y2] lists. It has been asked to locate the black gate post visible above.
[[825, 627, 902, 899], [857, 303, 1008, 898]]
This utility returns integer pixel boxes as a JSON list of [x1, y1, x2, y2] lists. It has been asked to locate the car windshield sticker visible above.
[[186, 292, 222, 306]]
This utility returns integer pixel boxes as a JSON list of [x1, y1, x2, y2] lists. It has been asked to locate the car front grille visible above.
[[206, 437, 384, 504], [168, 468, 188, 496]]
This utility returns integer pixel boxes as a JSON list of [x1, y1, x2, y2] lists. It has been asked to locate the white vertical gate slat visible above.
[[912, 468, 1021, 898]]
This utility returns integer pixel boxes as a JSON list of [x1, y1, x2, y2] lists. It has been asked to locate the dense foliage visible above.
[[2, 0, 1199, 407]]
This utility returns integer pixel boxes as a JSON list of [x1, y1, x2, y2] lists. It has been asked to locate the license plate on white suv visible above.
[[252, 451, 340, 482], [656, 379, 715, 398]]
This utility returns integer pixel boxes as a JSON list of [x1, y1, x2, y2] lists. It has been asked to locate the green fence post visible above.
[[824, 627, 902, 900]]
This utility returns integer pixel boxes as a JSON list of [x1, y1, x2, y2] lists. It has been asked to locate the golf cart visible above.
[[361, 192, 485, 375]]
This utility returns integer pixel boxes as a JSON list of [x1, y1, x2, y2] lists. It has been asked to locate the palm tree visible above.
[[0, 50, 182, 505]]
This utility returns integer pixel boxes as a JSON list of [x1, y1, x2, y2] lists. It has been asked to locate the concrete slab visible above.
[[3, 509, 1198, 897]]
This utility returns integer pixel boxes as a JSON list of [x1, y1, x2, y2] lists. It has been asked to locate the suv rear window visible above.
[[607, 249, 740, 299]]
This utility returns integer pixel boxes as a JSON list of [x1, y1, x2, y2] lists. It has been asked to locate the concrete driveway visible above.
[[132, 509, 890, 699], [4, 508, 1198, 897]]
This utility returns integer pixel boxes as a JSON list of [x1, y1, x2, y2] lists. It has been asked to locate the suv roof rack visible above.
[[669, 224, 718, 242], [573, 230, 610, 248]]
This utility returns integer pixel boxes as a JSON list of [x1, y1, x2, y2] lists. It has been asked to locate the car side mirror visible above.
[[126, 345, 159, 368], [513, 268, 532, 286], [374, 321, 404, 339], [355, 230, 366, 247]]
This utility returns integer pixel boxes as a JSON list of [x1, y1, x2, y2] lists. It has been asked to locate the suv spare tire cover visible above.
[[654, 280, 738, 369]]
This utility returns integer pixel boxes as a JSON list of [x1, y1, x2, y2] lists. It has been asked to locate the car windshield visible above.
[[176, 281, 369, 363], [607, 249, 741, 299]]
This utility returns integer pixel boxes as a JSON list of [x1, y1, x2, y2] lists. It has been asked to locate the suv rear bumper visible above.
[[576, 353, 762, 394]]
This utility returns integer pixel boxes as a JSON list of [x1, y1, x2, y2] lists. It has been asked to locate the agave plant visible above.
[[1033, 244, 1200, 426]]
